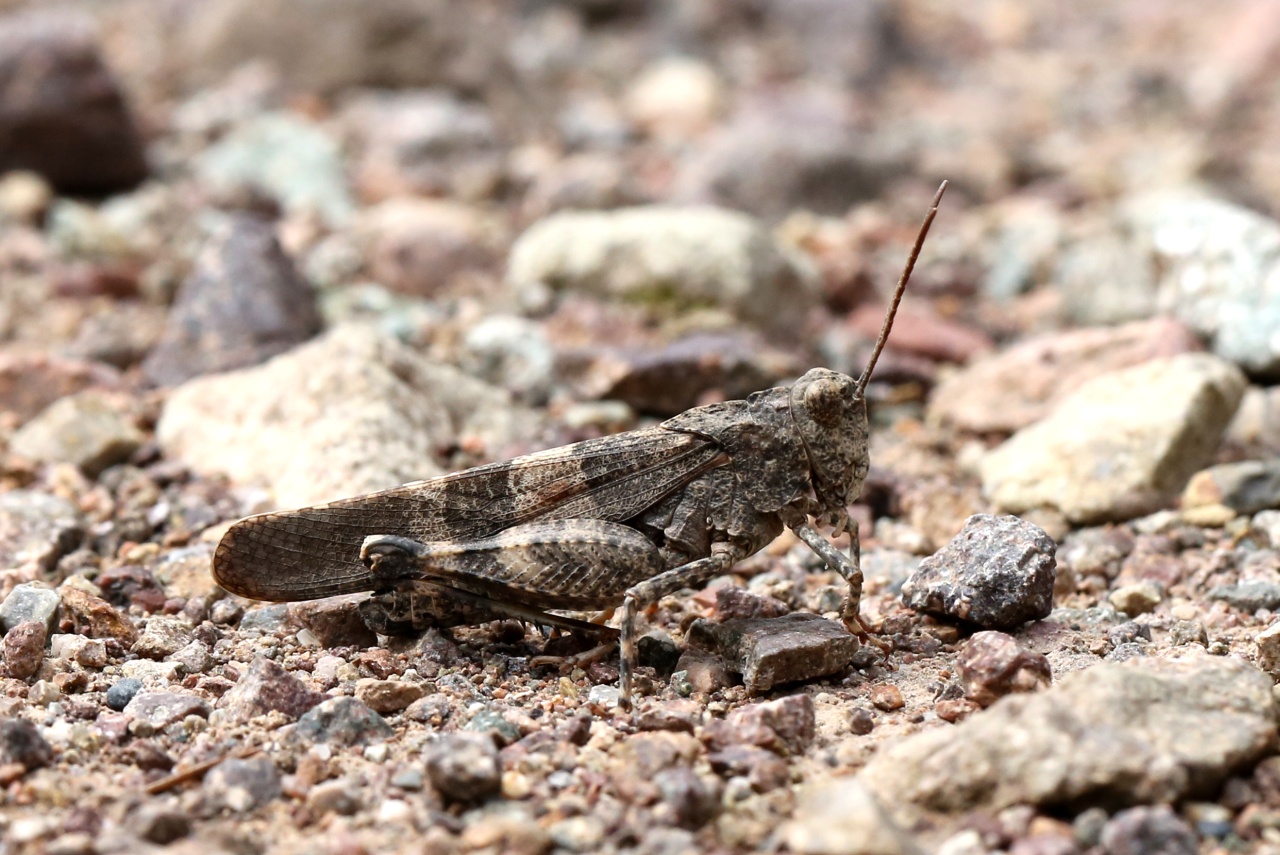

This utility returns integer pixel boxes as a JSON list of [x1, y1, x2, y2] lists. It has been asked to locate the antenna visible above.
[[854, 180, 948, 398]]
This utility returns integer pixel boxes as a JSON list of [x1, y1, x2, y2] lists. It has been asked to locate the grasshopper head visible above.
[[790, 368, 870, 514]]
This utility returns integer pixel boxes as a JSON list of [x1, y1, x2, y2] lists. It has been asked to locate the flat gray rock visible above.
[[859, 655, 1276, 820], [687, 612, 858, 694]]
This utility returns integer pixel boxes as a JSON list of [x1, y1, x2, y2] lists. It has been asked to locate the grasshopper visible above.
[[212, 181, 947, 709]]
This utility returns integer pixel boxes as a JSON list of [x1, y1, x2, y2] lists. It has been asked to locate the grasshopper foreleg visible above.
[[790, 521, 889, 653]]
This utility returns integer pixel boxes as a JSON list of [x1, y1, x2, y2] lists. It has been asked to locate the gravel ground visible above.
[[4, 2, 1280, 854]]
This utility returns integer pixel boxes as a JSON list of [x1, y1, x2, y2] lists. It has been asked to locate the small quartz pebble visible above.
[[131, 617, 194, 660], [902, 514, 1057, 630], [291, 697, 393, 746], [956, 631, 1052, 707], [3, 621, 46, 679], [58, 587, 138, 644], [1108, 581, 1163, 617], [306, 778, 362, 816], [425, 733, 501, 802], [0, 583, 61, 634], [355, 678, 425, 714], [1256, 622, 1280, 675], [686, 612, 859, 694], [786, 777, 925, 855]]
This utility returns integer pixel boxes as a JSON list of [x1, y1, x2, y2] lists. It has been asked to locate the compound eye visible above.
[[804, 377, 849, 426]]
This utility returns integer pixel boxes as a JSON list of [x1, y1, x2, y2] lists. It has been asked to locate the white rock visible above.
[[785, 777, 925, 855], [156, 325, 541, 507], [981, 354, 1246, 524], [506, 205, 819, 335]]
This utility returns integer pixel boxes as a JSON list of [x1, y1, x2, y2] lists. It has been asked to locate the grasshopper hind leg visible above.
[[618, 542, 744, 711]]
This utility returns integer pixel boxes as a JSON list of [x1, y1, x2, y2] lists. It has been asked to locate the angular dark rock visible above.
[[142, 214, 321, 387], [687, 612, 858, 693], [956, 631, 1052, 707], [218, 656, 324, 724], [902, 514, 1057, 629], [1209, 579, 1280, 613], [289, 596, 378, 648], [0, 11, 147, 193], [0, 718, 53, 770], [128, 804, 191, 845]]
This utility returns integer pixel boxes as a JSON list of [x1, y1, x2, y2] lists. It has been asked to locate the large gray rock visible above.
[[506, 205, 819, 335], [156, 325, 540, 507], [981, 354, 1246, 523], [1059, 192, 1280, 378], [196, 113, 354, 228], [859, 656, 1276, 820]]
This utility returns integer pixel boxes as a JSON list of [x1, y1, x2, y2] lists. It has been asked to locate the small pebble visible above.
[[686, 612, 858, 693], [355, 678, 425, 714], [0, 718, 54, 770], [306, 778, 362, 816], [204, 756, 282, 811], [1108, 581, 1163, 617], [3, 621, 46, 679], [424, 733, 501, 802], [956, 631, 1052, 707], [869, 685, 905, 711], [106, 677, 143, 711], [292, 697, 393, 746], [1099, 805, 1197, 855]]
